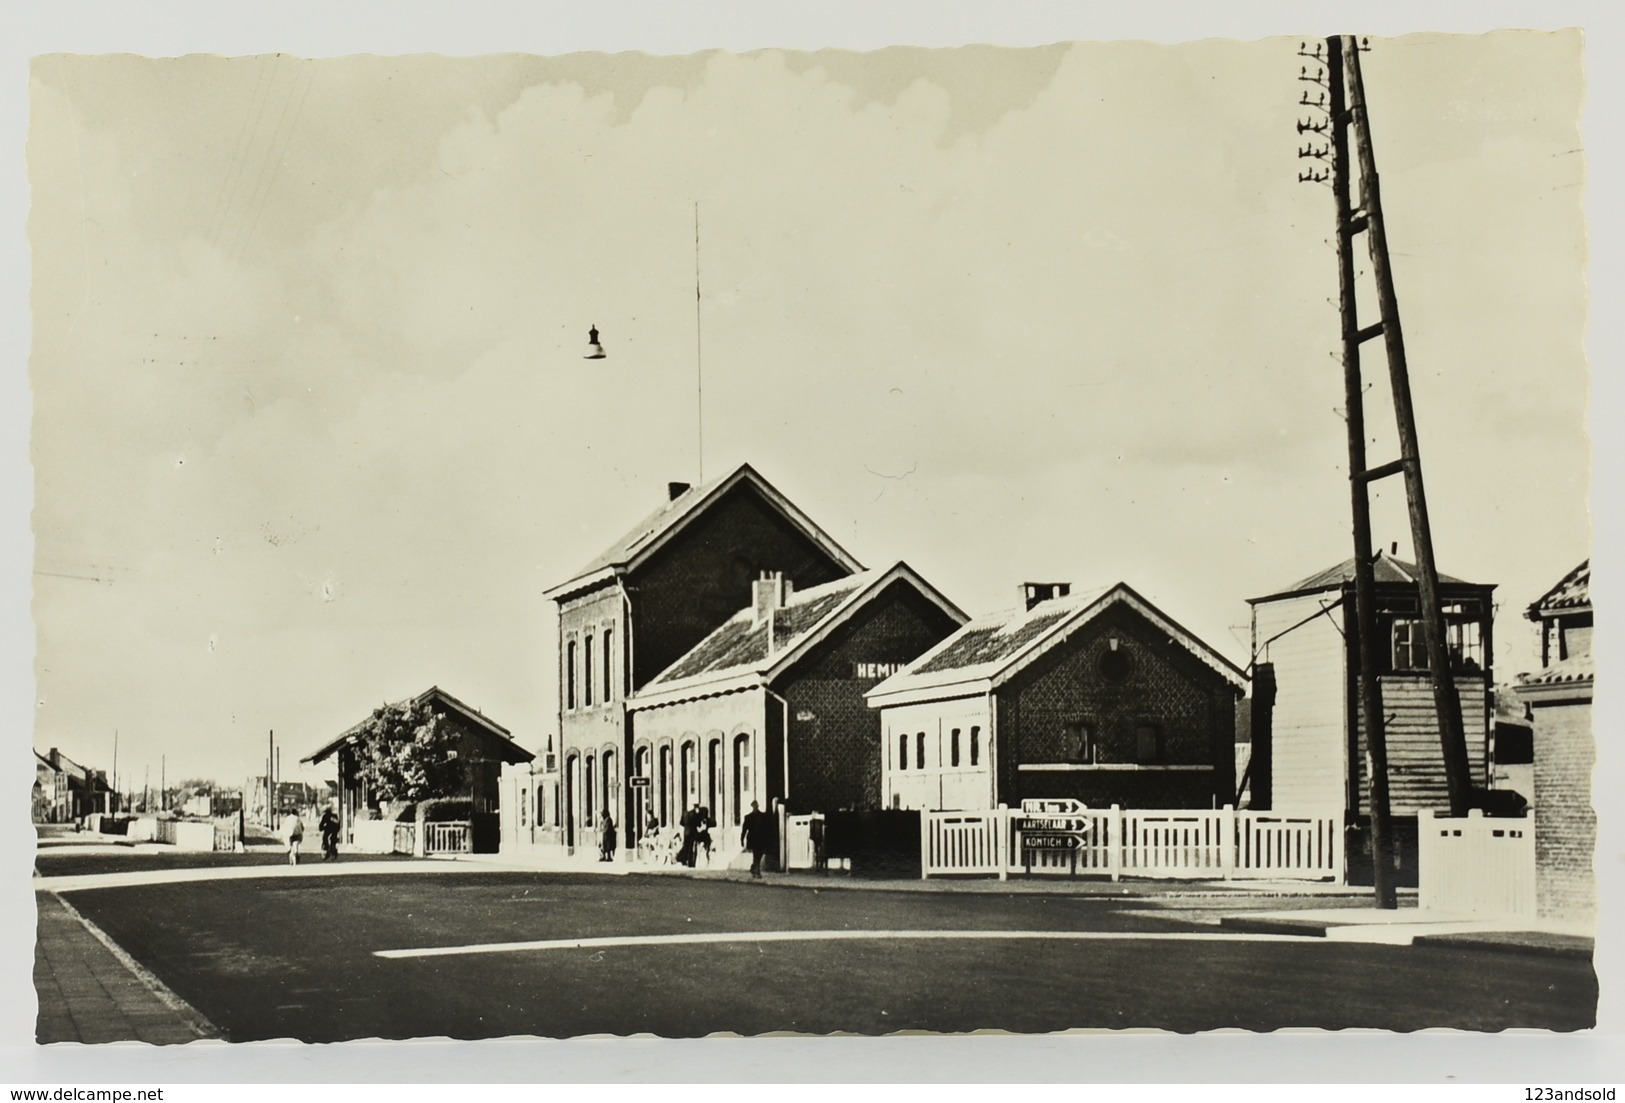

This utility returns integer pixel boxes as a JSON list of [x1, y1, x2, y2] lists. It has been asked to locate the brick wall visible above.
[[1532, 695, 1596, 920], [557, 586, 628, 827], [996, 602, 1237, 809], [628, 484, 853, 689], [780, 583, 963, 814]]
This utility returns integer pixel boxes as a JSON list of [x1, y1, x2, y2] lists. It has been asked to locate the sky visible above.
[[25, 30, 1591, 792]]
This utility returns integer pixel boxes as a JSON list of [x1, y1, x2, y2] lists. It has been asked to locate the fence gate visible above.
[[1418, 809, 1535, 917]]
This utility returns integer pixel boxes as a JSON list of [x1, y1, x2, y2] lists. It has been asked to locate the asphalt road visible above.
[[58, 871, 1597, 1040]]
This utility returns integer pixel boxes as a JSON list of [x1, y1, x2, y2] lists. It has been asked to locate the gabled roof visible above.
[[867, 582, 1246, 708], [1248, 550, 1485, 604], [1517, 653, 1594, 690], [303, 685, 534, 766], [629, 562, 967, 710], [1527, 559, 1590, 620], [544, 463, 864, 601]]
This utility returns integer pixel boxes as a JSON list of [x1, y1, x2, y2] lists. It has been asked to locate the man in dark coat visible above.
[[678, 802, 701, 868], [318, 807, 341, 862], [740, 800, 774, 879]]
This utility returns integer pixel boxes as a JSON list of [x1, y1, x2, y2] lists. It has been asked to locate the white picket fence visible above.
[[921, 805, 1343, 882], [1418, 809, 1536, 917]]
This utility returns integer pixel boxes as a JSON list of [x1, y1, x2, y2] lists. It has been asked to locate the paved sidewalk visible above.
[[1219, 906, 1596, 957], [34, 892, 219, 1045]]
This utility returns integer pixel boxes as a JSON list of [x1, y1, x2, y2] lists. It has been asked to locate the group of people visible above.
[[279, 800, 776, 875], [279, 808, 342, 865], [599, 800, 776, 877]]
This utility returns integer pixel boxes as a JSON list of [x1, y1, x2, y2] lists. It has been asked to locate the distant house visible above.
[[544, 463, 864, 853], [37, 748, 115, 820], [303, 686, 534, 854], [1517, 560, 1593, 921], [34, 751, 67, 823], [867, 582, 1246, 812], [625, 563, 967, 854], [1246, 551, 1495, 883]]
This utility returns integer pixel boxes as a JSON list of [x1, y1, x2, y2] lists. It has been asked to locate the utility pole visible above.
[[1299, 36, 1477, 907]]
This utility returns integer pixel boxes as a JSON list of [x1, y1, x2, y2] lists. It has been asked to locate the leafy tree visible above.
[[349, 698, 466, 803]]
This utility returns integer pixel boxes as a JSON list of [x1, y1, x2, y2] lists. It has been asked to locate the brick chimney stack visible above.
[[1020, 582, 1072, 611], [754, 572, 793, 652]]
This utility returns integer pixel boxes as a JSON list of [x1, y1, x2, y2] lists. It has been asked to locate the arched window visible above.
[[970, 726, 981, 767], [681, 741, 697, 809], [732, 734, 751, 825], [899, 733, 909, 771], [563, 755, 579, 842], [659, 744, 673, 825], [584, 754, 595, 825], [950, 728, 961, 768], [603, 628, 615, 702], [916, 731, 926, 769], [583, 633, 595, 707], [707, 738, 722, 820], [603, 748, 618, 820], [635, 746, 652, 832], [565, 640, 577, 710]]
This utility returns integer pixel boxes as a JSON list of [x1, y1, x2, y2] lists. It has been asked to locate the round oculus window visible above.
[[1098, 647, 1133, 683]]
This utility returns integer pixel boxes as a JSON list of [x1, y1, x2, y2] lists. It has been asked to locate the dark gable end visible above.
[[775, 578, 970, 814], [1000, 600, 1240, 809], [625, 480, 860, 688]]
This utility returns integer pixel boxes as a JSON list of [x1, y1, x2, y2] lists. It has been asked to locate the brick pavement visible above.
[[33, 891, 219, 1045]]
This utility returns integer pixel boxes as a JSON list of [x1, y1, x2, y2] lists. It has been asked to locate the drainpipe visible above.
[[986, 690, 999, 809], [764, 686, 791, 806], [617, 575, 635, 856], [764, 685, 792, 872]]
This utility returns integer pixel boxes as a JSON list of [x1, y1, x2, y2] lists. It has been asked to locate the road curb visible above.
[[1409, 931, 1595, 960]]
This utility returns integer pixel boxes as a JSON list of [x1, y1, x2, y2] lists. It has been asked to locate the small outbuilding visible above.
[[867, 582, 1246, 812], [303, 685, 534, 854]]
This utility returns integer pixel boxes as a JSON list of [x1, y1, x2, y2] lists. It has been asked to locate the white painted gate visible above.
[[1418, 809, 1536, 917]]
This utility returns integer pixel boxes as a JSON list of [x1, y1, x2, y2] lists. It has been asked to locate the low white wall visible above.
[[173, 821, 215, 851], [350, 818, 398, 854]]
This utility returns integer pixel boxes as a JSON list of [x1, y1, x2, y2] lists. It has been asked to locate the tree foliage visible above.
[[349, 699, 465, 803]]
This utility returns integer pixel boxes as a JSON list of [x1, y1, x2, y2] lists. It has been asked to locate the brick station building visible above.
[[543, 464, 865, 854]]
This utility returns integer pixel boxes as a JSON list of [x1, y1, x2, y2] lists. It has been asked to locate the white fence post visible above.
[[996, 804, 1009, 882], [1221, 804, 1236, 881], [919, 807, 931, 880], [1108, 804, 1122, 882], [1332, 811, 1347, 885]]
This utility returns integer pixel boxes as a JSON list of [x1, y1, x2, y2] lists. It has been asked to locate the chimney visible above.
[[667, 481, 692, 502], [754, 572, 793, 651], [1020, 582, 1072, 611]]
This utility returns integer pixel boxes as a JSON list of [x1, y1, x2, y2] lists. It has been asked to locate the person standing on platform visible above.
[[740, 800, 774, 879]]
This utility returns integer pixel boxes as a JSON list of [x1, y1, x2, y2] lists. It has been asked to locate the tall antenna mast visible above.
[[694, 201, 704, 484]]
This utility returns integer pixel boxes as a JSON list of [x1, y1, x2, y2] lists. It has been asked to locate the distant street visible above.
[[41, 865, 1597, 1040]]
